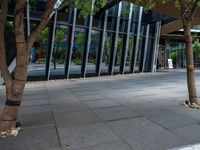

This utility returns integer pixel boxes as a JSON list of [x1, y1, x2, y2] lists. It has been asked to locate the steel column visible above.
[[81, 15, 93, 78], [131, 7, 143, 73], [96, 11, 108, 76], [120, 4, 133, 74], [46, 12, 57, 80], [108, 2, 122, 75], [26, 0, 30, 36], [65, 8, 77, 78], [141, 24, 150, 72], [151, 21, 161, 72]]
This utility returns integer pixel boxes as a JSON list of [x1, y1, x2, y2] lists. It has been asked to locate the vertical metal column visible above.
[[26, 0, 30, 36], [120, 4, 133, 74], [46, 12, 57, 80], [151, 21, 161, 72], [141, 24, 150, 72], [96, 11, 108, 76], [81, 15, 93, 78], [132, 6, 143, 73], [163, 41, 167, 68], [108, 2, 122, 75], [65, 8, 77, 78]]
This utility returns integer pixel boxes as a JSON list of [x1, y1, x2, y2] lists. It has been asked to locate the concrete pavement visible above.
[[1, 70, 200, 150]]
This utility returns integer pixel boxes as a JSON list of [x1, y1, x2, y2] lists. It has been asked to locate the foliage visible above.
[[135, 0, 200, 11], [88, 59, 96, 64], [76, 31, 84, 57], [36, 58, 47, 64], [121, 1, 131, 17], [193, 39, 200, 61], [37, 27, 49, 47], [74, 59, 81, 65], [64, 0, 107, 16], [54, 27, 68, 58], [193, 39, 200, 54]]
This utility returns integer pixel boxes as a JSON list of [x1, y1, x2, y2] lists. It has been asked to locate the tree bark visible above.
[[183, 21, 198, 104], [0, 0, 57, 132], [0, 0, 27, 131], [180, 0, 199, 104]]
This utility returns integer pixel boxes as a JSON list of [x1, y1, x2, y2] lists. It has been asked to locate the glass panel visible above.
[[86, 30, 100, 74], [169, 43, 185, 68], [69, 28, 86, 75], [28, 25, 49, 76], [108, 6, 117, 17], [125, 36, 135, 72], [140, 25, 146, 36], [107, 16, 115, 30], [149, 24, 156, 38], [101, 32, 113, 74], [121, 2, 130, 19], [113, 35, 124, 73], [132, 5, 139, 22], [50, 25, 68, 76], [130, 22, 137, 34], [76, 11, 87, 26], [92, 15, 102, 28], [119, 20, 127, 33], [145, 38, 154, 71], [135, 37, 144, 72]]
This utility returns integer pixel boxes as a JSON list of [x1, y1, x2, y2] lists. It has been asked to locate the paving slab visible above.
[[172, 125, 200, 144], [0, 125, 60, 150], [22, 94, 49, 101], [106, 117, 165, 139], [19, 105, 51, 115], [93, 106, 139, 121], [18, 111, 54, 128], [148, 112, 199, 130], [54, 110, 101, 128], [1, 70, 200, 150], [72, 140, 133, 150], [58, 123, 119, 149], [76, 94, 108, 101], [124, 130, 185, 150], [52, 102, 89, 114], [83, 99, 121, 109], [21, 99, 49, 107]]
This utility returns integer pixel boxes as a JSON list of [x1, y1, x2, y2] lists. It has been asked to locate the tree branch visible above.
[[27, 0, 57, 50], [0, 0, 12, 87], [179, 0, 187, 12], [190, 0, 200, 18], [14, 0, 29, 81]]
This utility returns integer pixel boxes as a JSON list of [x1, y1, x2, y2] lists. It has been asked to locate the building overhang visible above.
[[128, 0, 200, 35]]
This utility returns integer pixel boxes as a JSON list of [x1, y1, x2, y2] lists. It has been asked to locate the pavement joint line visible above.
[[46, 89, 63, 148], [20, 123, 55, 130], [102, 115, 144, 123], [134, 94, 157, 97], [145, 117, 170, 131]]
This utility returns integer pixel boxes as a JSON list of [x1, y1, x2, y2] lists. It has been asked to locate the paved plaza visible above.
[[1, 70, 200, 150]]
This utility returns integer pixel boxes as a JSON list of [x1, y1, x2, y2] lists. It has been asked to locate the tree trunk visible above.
[[0, 0, 56, 132], [0, 0, 28, 131], [0, 80, 26, 131], [182, 18, 198, 104]]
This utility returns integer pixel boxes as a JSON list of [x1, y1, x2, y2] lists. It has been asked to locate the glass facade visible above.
[[6, 1, 161, 80]]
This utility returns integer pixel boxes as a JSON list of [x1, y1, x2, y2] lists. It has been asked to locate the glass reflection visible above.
[[50, 25, 68, 76]]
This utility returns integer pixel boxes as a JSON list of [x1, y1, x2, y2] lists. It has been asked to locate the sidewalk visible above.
[[1, 71, 200, 150]]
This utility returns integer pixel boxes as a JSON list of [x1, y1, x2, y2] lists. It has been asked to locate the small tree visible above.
[[137, 0, 200, 104], [0, 0, 106, 134]]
